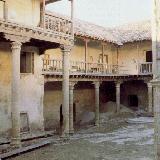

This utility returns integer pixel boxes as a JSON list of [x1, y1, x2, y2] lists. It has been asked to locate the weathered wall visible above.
[[45, 38, 114, 64], [44, 82, 95, 131], [0, 43, 12, 136], [6, 0, 40, 26], [121, 80, 148, 110], [0, 43, 44, 135], [118, 41, 152, 74]]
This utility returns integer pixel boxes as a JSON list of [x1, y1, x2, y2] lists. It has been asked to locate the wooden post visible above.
[[102, 43, 105, 73], [40, 0, 45, 28], [70, 0, 75, 37], [3, 0, 8, 20], [84, 38, 89, 73]]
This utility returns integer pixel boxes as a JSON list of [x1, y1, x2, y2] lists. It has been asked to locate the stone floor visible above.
[[7, 117, 154, 160]]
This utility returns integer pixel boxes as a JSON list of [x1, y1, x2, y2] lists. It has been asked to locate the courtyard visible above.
[[8, 116, 154, 160]]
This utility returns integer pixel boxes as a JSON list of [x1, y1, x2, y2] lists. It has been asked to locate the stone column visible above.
[[152, 81, 160, 159], [10, 41, 22, 147], [93, 82, 100, 126], [69, 82, 76, 134], [115, 81, 122, 113], [147, 82, 153, 113], [152, 1, 160, 159], [60, 45, 71, 137]]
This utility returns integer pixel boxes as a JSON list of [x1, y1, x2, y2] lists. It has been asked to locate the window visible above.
[[20, 52, 34, 73]]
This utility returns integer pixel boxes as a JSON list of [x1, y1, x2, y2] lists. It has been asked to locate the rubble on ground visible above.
[[77, 101, 136, 126]]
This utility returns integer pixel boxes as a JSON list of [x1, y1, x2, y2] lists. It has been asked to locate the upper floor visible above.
[[43, 37, 152, 77], [0, 0, 73, 45]]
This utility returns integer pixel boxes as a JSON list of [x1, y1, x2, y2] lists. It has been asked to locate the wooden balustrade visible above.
[[42, 58, 126, 75], [45, 12, 72, 35], [42, 59, 62, 73], [138, 62, 153, 74], [42, 59, 153, 75]]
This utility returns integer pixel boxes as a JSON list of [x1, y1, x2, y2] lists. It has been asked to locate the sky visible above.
[[46, 0, 152, 27]]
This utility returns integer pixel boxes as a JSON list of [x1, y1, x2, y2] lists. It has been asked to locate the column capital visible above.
[[101, 42, 107, 46], [147, 82, 153, 88], [60, 44, 73, 52], [69, 81, 77, 90], [11, 42, 22, 50], [83, 38, 90, 43], [5, 34, 30, 43], [93, 81, 101, 89], [115, 80, 123, 87], [150, 78, 160, 87]]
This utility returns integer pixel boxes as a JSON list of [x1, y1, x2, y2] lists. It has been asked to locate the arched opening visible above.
[[128, 95, 138, 110]]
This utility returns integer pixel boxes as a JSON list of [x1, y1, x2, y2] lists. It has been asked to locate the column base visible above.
[[69, 129, 74, 135], [60, 132, 70, 141], [95, 122, 100, 127], [10, 137, 21, 148]]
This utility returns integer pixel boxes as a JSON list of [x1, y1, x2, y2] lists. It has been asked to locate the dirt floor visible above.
[[7, 116, 154, 160]]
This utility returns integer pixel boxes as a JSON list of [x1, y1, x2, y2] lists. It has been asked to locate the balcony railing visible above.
[[42, 59, 127, 75], [138, 62, 153, 75], [45, 12, 72, 36]]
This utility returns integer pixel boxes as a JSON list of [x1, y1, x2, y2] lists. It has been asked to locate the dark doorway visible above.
[[73, 103, 76, 123], [128, 95, 138, 110], [60, 105, 63, 127], [146, 51, 152, 62]]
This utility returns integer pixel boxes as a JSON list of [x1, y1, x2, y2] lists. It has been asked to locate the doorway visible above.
[[60, 105, 63, 128], [128, 95, 138, 110], [146, 51, 152, 62], [73, 103, 76, 123]]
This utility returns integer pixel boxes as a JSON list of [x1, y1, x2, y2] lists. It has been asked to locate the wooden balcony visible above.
[[0, 9, 73, 45], [42, 59, 153, 76], [138, 62, 153, 75], [44, 12, 72, 38], [42, 59, 128, 76]]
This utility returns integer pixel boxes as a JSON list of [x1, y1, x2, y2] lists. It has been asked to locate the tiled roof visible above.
[[46, 11, 151, 45], [111, 21, 151, 44], [74, 19, 122, 45]]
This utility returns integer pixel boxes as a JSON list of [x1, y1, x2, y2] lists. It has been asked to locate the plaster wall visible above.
[[118, 41, 152, 75], [0, 43, 44, 135], [44, 82, 95, 130], [45, 38, 113, 65], [1, 0, 40, 26]]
